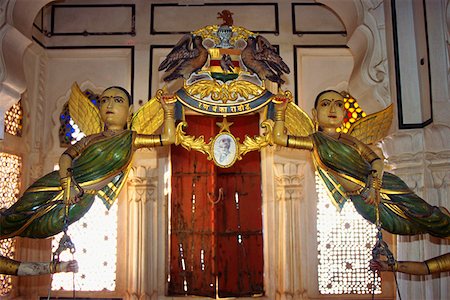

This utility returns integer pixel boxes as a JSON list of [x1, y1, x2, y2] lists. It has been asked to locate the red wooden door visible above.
[[169, 114, 263, 298], [169, 117, 216, 297], [215, 115, 264, 297]]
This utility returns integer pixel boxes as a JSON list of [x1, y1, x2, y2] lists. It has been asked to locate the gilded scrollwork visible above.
[[239, 120, 274, 157], [191, 25, 254, 46], [175, 122, 213, 160], [184, 80, 264, 103], [175, 119, 274, 168], [192, 25, 220, 44], [230, 26, 255, 44]]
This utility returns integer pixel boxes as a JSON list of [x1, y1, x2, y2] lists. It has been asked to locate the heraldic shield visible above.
[[158, 23, 291, 168]]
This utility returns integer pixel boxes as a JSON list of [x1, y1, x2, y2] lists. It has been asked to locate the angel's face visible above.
[[314, 91, 345, 130], [99, 88, 130, 130]]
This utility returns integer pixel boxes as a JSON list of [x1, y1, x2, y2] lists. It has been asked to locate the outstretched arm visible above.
[[134, 95, 176, 148], [370, 258, 429, 275], [370, 253, 450, 275], [18, 260, 78, 276], [273, 98, 313, 150], [1, 256, 78, 276], [273, 98, 288, 146], [159, 94, 176, 145]]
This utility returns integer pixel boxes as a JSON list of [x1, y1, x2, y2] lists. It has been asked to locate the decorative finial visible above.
[[217, 10, 234, 26]]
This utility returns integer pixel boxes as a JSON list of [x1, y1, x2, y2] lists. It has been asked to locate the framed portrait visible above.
[[212, 132, 238, 168]]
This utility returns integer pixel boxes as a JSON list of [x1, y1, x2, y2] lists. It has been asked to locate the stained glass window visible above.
[[316, 174, 381, 294], [0, 153, 22, 296], [59, 89, 99, 147], [4, 100, 23, 137]]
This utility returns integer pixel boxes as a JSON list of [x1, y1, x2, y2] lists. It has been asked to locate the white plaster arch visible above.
[[319, 0, 390, 113], [0, 0, 55, 139]]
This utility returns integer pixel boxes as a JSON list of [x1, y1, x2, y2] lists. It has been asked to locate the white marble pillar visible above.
[[125, 149, 159, 300], [383, 127, 450, 300], [262, 145, 311, 300]]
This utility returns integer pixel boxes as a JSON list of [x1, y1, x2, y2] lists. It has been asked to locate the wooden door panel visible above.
[[169, 118, 216, 297], [170, 114, 263, 298], [217, 234, 264, 297], [216, 114, 263, 296]]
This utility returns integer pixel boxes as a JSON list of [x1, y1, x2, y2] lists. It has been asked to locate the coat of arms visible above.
[[158, 14, 291, 167]]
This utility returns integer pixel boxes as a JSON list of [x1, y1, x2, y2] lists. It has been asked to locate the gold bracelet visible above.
[[60, 176, 70, 189], [393, 261, 398, 272], [165, 109, 175, 120], [287, 136, 314, 150], [372, 177, 382, 190], [274, 109, 285, 122], [425, 253, 450, 274], [134, 135, 163, 148], [49, 261, 56, 274]]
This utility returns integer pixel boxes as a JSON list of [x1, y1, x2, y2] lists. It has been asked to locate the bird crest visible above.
[[217, 10, 234, 26], [158, 24, 290, 118]]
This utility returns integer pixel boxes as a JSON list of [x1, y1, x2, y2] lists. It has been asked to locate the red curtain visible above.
[[169, 115, 263, 298]]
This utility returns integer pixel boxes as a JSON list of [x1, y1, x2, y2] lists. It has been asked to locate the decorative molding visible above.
[[0, 24, 31, 139], [446, 1, 450, 88], [32, 8, 43, 33], [274, 161, 305, 202], [150, 2, 279, 35], [148, 45, 173, 100], [0, 0, 8, 28], [272, 159, 307, 298], [382, 124, 450, 159], [292, 3, 347, 35], [50, 4, 136, 36], [347, 1, 391, 111], [383, 127, 450, 193], [429, 165, 450, 189], [35, 49, 47, 150], [128, 151, 159, 203], [0, 0, 52, 139], [127, 175, 158, 203], [292, 45, 349, 106], [23, 47, 47, 185]]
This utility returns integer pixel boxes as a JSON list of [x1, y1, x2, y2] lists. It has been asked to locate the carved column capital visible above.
[[274, 161, 305, 202], [127, 166, 158, 203]]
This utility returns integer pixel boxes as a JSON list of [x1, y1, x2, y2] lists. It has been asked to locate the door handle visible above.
[[207, 187, 224, 204]]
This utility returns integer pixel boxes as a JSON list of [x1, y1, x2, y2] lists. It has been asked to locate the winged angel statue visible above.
[[273, 90, 450, 238], [0, 83, 176, 239]]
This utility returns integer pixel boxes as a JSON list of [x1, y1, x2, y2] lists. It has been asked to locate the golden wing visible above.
[[347, 104, 393, 144], [68, 82, 103, 135], [130, 89, 164, 134], [285, 102, 314, 136]]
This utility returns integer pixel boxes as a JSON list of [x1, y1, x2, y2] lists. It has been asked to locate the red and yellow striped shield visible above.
[[207, 48, 241, 81]]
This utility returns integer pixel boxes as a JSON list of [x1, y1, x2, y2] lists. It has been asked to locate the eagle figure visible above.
[[158, 34, 208, 82], [241, 35, 290, 85]]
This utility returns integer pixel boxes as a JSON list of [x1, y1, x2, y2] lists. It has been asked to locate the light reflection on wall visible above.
[[0, 153, 22, 296], [51, 197, 118, 291], [316, 173, 381, 294]]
